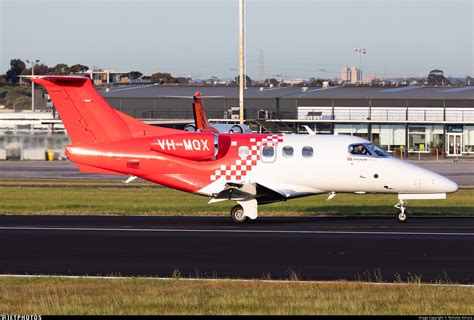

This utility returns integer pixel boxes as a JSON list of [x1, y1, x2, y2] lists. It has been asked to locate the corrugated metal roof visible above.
[[101, 85, 474, 100]]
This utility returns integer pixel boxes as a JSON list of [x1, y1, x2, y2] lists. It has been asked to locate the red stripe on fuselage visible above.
[[66, 133, 282, 193]]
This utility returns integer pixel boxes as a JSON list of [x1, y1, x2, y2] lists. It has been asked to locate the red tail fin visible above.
[[193, 91, 218, 133], [30, 76, 132, 144]]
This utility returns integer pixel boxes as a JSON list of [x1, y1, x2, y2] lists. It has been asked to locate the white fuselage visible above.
[[199, 134, 458, 199]]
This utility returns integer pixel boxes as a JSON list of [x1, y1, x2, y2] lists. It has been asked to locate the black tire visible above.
[[396, 210, 408, 223], [230, 205, 248, 223]]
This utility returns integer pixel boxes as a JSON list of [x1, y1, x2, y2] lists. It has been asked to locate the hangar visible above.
[[1, 84, 473, 159], [102, 85, 474, 157]]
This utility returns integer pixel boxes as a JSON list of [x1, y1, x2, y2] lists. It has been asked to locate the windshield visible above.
[[366, 143, 391, 157]]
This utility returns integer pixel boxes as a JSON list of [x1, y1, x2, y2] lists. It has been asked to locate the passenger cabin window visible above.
[[238, 146, 250, 158], [261, 145, 276, 163], [282, 146, 294, 157], [262, 146, 275, 158], [302, 146, 313, 158]]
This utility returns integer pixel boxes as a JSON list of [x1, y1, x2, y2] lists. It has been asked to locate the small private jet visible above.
[[29, 75, 458, 223]]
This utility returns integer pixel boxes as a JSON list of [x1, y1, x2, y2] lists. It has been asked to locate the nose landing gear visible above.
[[394, 199, 408, 223]]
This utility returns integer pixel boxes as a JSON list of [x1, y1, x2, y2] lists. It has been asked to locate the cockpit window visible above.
[[349, 144, 371, 156], [366, 143, 391, 157], [349, 143, 391, 158]]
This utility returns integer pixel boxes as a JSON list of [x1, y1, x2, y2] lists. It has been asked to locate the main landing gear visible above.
[[394, 199, 408, 223], [230, 199, 258, 223], [230, 205, 248, 223]]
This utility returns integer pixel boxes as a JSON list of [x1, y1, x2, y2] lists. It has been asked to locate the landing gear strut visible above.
[[230, 205, 248, 223], [394, 199, 408, 223]]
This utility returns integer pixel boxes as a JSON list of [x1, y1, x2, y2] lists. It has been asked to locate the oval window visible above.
[[282, 146, 294, 157], [302, 146, 313, 158], [262, 146, 275, 158], [238, 146, 250, 158]]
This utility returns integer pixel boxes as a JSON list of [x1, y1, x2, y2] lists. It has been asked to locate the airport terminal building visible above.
[[102, 85, 474, 157], [0, 85, 473, 159]]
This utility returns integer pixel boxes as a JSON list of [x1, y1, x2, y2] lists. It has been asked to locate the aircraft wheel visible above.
[[396, 210, 408, 223], [230, 205, 248, 223]]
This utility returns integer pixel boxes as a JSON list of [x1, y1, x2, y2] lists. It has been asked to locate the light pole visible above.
[[238, 0, 245, 125], [230, 68, 247, 89], [353, 48, 366, 84], [26, 59, 40, 112]]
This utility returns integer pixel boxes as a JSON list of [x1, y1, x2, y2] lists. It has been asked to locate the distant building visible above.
[[340, 65, 363, 84], [74, 67, 128, 85], [101, 85, 474, 157], [282, 79, 304, 85], [350, 67, 362, 84], [340, 65, 351, 82]]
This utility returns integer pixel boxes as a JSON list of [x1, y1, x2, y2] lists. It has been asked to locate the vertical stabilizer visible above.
[[30, 76, 132, 144], [193, 91, 218, 133]]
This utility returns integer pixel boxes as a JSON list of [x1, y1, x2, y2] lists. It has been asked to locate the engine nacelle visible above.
[[184, 124, 197, 132], [184, 123, 251, 134], [150, 133, 217, 161]]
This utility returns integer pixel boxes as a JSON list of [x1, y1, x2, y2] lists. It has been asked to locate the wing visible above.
[[209, 182, 286, 205]]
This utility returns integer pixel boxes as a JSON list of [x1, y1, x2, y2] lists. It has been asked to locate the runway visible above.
[[1, 215, 473, 283]]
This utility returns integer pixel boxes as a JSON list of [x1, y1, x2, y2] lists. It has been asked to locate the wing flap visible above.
[[209, 182, 286, 204]]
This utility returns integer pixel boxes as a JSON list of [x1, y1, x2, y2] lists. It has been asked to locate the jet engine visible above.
[[184, 123, 251, 134]]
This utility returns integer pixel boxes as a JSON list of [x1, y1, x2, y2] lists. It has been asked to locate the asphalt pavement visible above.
[[1, 215, 473, 283]]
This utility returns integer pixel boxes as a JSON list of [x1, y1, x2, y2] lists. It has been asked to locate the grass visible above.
[[0, 180, 472, 216], [0, 276, 472, 315], [0, 181, 472, 315]]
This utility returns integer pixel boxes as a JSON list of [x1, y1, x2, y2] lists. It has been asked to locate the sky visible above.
[[1, 0, 473, 80]]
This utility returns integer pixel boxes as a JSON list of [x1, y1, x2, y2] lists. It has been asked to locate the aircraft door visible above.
[[348, 144, 371, 192]]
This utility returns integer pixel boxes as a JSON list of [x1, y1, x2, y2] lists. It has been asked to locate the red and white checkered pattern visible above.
[[210, 134, 283, 182]]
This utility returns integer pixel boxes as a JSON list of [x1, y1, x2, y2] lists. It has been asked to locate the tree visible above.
[[34, 63, 49, 75], [150, 72, 189, 84], [49, 63, 69, 74], [5, 59, 26, 84], [128, 71, 143, 80], [69, 64, 89, 73], [427, 69, 450, 86], [234, 74, 253, 86], [264, 78, 279, 86], [20, 63, 49, 76], [151, 72, 169, 84]]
